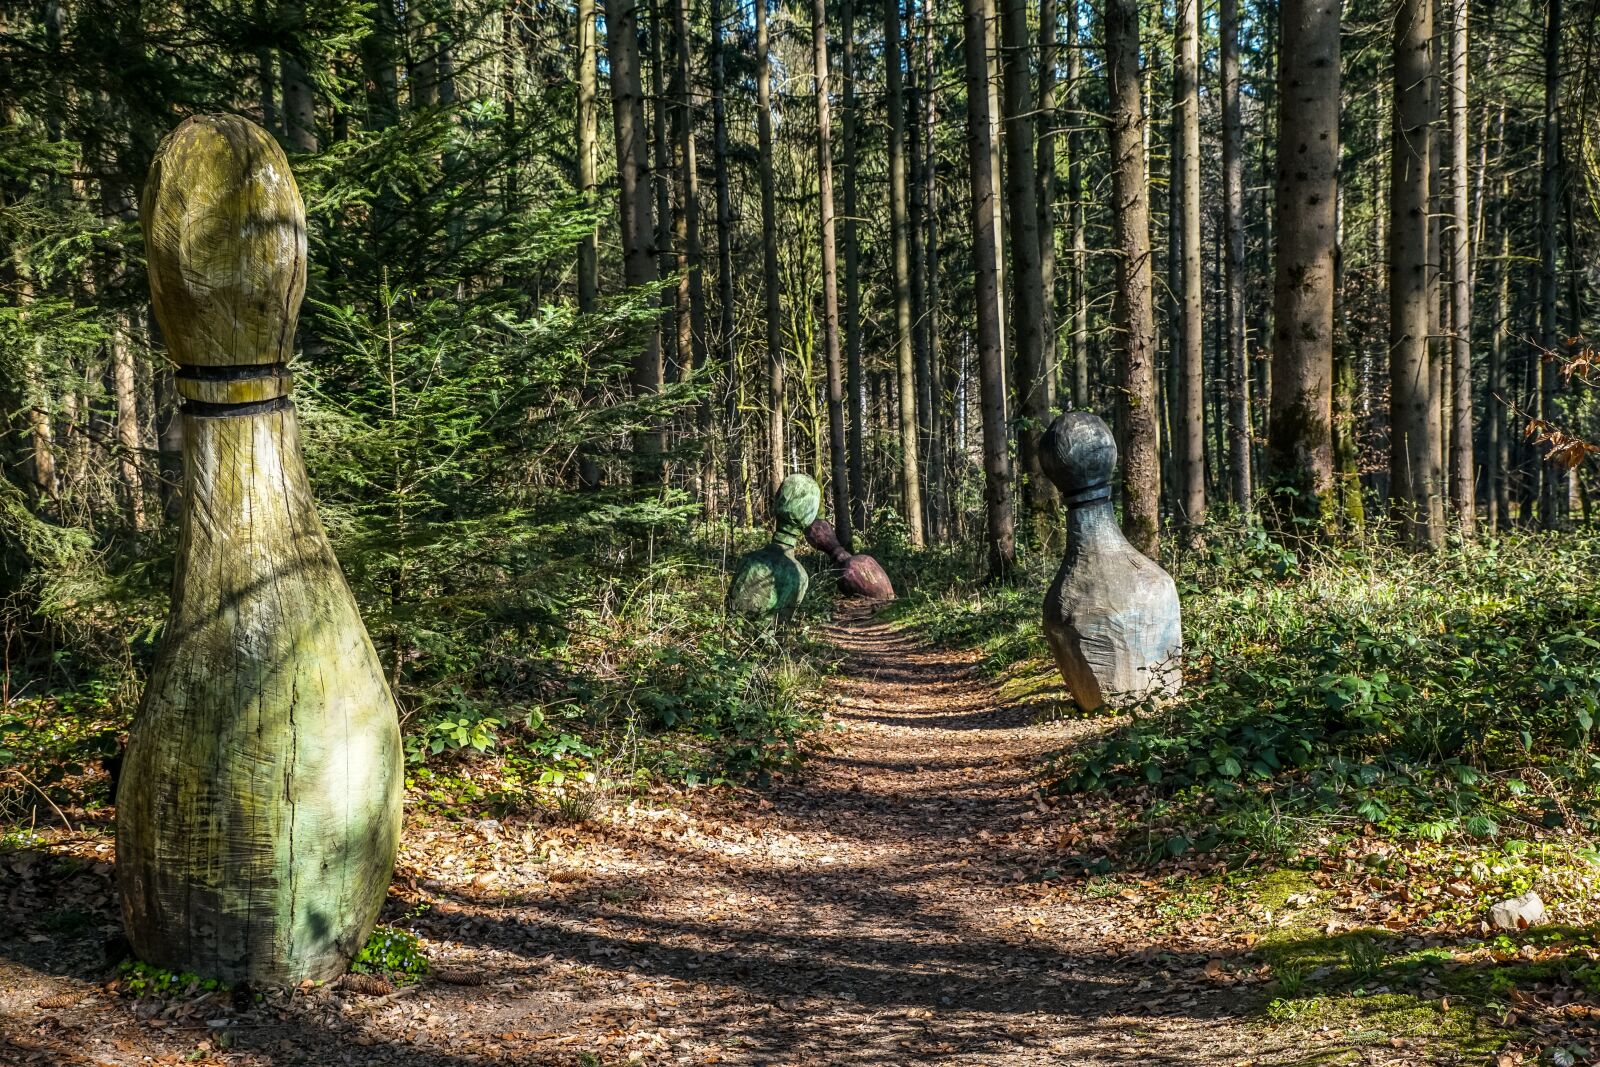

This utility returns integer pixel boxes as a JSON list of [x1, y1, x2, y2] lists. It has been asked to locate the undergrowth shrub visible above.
[[114, 959, 230, 998], [898, 522, 1600, 848], [2, 522, 830, 825], [351, 925, 429, 984]]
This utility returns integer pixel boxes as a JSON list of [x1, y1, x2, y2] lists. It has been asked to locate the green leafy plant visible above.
[[1273, 958, 1307, 996], [350, 925, 428, 984], [115, 960, 230, 998], [1343, 936, 1387, 981]]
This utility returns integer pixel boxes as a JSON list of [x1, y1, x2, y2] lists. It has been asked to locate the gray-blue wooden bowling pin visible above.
[[1040, 412, 1182, 710]]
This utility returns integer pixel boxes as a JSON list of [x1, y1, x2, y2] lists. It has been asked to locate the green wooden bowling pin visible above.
[[729, 474, 823, 622], [117, 115, 403, 987]]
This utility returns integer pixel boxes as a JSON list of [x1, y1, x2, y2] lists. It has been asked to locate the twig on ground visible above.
[[7, 769, 75, 833]]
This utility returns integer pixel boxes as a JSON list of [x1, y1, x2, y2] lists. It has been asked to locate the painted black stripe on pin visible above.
[[182, 396, 293, 418], [176, 363, 289, 381], [1064, 483, 1113, 506]]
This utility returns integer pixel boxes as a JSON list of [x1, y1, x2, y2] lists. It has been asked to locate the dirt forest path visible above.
[[4, 611, 1404, 1066], [530, 605, 1292, 1066]]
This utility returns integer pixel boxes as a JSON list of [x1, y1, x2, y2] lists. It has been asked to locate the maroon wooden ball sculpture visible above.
[[806, 520, 896, 602]]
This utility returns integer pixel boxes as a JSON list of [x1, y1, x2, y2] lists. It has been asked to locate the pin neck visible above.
[[1061, 480, 1112, 507], [1065, 493, 1120, 544], [772, 526, 803, 550]]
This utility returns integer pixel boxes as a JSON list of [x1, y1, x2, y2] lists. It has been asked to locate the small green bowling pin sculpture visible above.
[[728, 473, 823, 622], [1041, 412, 1182, 710], [117, 116, 403, 987]]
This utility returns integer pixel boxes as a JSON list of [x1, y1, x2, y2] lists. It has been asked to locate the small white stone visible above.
[[1489, 890, 1545, 930]]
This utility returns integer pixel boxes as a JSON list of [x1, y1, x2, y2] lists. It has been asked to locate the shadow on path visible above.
[[1, 610, 1448, 1065], [400, 610, 1311, 1065]]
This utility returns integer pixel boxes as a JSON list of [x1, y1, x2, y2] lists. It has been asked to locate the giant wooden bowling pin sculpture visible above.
[[728, 474, 822, 622], [1041, 412, 1182, 710], [117, 116, 403, 986], [805, 519, 896, 602]]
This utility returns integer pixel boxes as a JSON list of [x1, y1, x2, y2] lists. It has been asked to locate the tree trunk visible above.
[[576, 0, 602, 490], [1486, 99, 1507, 529], [577, 0, 600, 315], [280, 0, 318, 152], [1565, 178, 1583, 346], [113, 353, 146, 532], [97, 154, 148, 533], [908, 14, 936, 539], [29, 404, 59, 504], [1428, 66, 1445, 512], [1389, 0, 1441, 544], [1254, 0, 1276, 482], [1000, 0, 1053, 540], [406, 0, 438, 110], [922, 0, 947, 537], [435, 3, 458, 112], [757, 0, 785, 497], [61, 390, 87, 512], [984, 0, 1007, 383], [1173, 0, 1206, 527], [606, 0, 665, 479], [507, 35, 540, 179], [671, 0, 708, 385], [965, 0, 1016, 578], [886, 0, 927, 545], [1164, 100, 1180, 520], [710, 0, 744, 525], [1267, 0, 1339, 532], [1447, 0, 1473, 533], [24, 365, 58, 503], [361, 0, 401, 126], [1067, 6, 1088, 409], [1332, 186, 1363, 529], [1490, 214, 1509, 531], [255, 0, 279, 134], [1221, 0, 1251, 511], [813, 0, 853, 545], [1538, 0, 1561, 529], [650, 0, 678, 383], [842, 0, 867, 538], [1037, 0, 1059, 405], [1468, 49, 1495, 292], [1103, 0, 1160, 556], [1212, 223, 1227, 495], [10, 269, 60, 505]]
